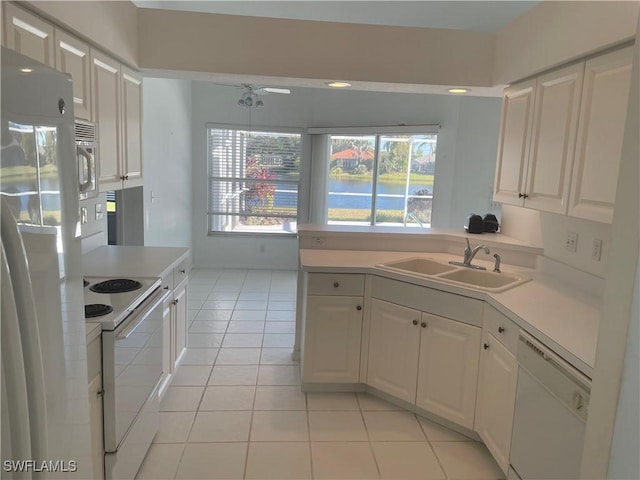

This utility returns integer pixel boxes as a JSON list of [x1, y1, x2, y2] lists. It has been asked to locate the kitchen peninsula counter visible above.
[[298, 226, 601, 378], [82, 245, 190, 278]]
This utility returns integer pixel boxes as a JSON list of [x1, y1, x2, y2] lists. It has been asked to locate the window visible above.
[[327, 132, 437, 227], [207, 126, 302, 234]]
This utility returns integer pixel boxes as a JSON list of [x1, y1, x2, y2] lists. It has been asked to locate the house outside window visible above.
[[326, 131, 438, 227], [207, 126, 302, 234]]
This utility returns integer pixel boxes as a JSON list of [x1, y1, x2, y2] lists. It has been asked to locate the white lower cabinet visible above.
[[474, 330, 518, 474], [367, 299, 420, 402], [87, 335, 104, 480], [416, 312, 481, 429], [368, 298, 481, 428], [159, 296, 172, 397], [172, 279, 188, 370], [302, 295, 363, 383]]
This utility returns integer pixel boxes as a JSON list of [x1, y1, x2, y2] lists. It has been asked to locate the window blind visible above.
[[207, 127, 302, 234]]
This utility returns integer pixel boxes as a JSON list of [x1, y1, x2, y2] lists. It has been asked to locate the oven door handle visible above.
[[116, 289, 170, 340]]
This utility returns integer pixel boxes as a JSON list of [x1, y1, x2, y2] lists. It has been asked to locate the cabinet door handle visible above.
[[498, 326, 505, 334], [356, 305, 362, 311], [518, 192, 525, 198], [412, 319, 418, 326], [483, 343, 490, 350], [179, 269, 186, 274], [421, 322, 427, 328], [163, 286, 169, 290], [333, 282, 339, 288]]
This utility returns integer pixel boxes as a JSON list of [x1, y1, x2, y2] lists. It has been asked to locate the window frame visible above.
[[317, 126, 439, 228], [206, 123, 304, 237]]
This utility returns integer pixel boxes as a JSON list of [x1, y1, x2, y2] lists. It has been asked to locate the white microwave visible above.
[[75, 119, 98, 200]]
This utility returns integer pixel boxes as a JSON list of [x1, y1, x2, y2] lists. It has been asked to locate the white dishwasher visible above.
[[508, 332, 591, 480]]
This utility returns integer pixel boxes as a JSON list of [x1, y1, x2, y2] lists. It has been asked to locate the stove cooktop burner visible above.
[[90, 279, 143, 294], [85, 304, 114, 318]]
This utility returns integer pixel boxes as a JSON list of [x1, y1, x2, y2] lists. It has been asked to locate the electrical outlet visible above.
[[80, 207, 88, 225], [565, 232, 578, 252], [95, 203, 103, 220], [592, 238, 603, 261]]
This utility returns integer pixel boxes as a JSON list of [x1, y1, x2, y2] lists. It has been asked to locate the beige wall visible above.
[[26, 0, 139, 66], [138, 8, 494, 87], [493, 1, 638, 85]]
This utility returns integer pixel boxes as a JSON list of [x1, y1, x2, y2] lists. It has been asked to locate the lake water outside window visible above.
[[327, 133, 437, 227]]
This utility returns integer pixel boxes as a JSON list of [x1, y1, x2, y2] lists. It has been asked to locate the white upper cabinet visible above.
[[121, 67, 143, 188], [54, 30, 92, 120], [568, 46, 633, 224], [493, 79, 536, 206], [525, 63, 584, 214], [494, 46, 632, 222], [91, 50, 122, 187], [4, 3, 54, 67], [494, 63, 584, 215]]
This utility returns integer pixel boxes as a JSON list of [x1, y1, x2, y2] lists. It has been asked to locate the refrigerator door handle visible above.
[[0, 201, 48, 463], [1, 241, 32, 466]]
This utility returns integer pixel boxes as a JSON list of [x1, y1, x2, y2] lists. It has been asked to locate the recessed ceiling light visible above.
[[447, 88, 471, 94], [20, 68, 33, 73], [327, 81, 351, 88]]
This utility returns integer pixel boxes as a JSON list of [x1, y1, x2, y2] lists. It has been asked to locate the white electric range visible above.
[[83, 275, 169, 480], [83, 276, 162, 331]]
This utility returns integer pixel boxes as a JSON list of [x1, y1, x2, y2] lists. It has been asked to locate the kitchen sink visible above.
[[377, 256, 530, 292], [437, 268, 529, 292], [379, 257, 458, 276]]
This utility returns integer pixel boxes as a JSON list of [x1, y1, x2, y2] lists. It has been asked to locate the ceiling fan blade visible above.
[[254, 87, 291, 95]]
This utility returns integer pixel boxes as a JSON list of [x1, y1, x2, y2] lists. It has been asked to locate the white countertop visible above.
[[300, 249, 600, 377], [82, 246, 190, 278]]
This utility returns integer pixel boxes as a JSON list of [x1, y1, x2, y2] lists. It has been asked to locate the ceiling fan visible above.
[[236, 84, 291, 108]]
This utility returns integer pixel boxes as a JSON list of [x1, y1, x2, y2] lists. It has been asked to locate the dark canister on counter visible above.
[[483, 213, 500, 233], [465, 214, 485, 234]]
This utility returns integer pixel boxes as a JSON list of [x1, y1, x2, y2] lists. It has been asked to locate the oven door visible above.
[[101, 287, 168, 452]]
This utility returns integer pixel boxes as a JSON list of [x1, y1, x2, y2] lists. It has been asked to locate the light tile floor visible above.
[[136, 268, 505, 480]]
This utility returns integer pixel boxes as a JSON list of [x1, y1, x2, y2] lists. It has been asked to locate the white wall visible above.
[[139, 8, 494, 88], [493, 1, 638, 84], [501, 205, 612, 278], [191, 83, 502, 268], [143, 78, 193, 248]]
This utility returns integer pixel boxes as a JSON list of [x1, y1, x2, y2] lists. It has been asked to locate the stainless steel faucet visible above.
[[449, 238, 491, 270]]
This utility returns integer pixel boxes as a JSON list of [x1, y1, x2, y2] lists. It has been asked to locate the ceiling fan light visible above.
[[237, 98, 245, 106], [256, 99, 264, 107]]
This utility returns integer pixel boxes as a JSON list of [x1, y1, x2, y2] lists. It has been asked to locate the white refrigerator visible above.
[[1, 48, 93, 478]]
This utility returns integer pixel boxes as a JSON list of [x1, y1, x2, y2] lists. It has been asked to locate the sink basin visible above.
[[379, 257, 458, 276], [437, 268, 529, 292]]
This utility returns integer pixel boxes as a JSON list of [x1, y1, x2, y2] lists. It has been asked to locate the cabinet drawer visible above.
[[87, 335, 102, 381], [483, 305, 519, 354], [173, 254, 191, 286], [307, 273, 365, 296], [160, 267, 174, 292]]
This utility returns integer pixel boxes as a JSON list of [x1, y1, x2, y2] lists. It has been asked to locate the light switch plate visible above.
[[95, 203, 103, 220], [80, 207, 88, 225]]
